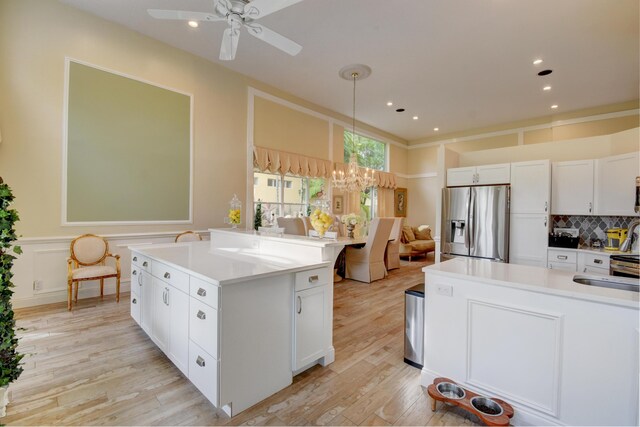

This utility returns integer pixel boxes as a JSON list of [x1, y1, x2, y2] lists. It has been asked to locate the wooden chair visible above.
[[175, 231, 203, 242], [345, 218, 394, 283], [67, 234, 120, 311]]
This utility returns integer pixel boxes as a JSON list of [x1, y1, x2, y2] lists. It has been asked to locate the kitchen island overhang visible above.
[[422, 258, 639, 426], [129, 228, 346, 417]]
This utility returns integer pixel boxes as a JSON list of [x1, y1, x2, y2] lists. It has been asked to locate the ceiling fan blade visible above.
[[242, 0, 305, 20], [220, 27, 240, 61], [244, 23, 302, 56], [147, 9, 223, 22]]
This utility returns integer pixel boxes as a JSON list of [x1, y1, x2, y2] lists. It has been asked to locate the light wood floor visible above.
[[4, 256, 481, 426]]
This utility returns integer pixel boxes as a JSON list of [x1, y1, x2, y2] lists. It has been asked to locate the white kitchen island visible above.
[[422, 258, 639, 426], [129, 229, 348, 417]]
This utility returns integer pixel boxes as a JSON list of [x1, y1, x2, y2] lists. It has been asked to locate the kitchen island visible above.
[[129, 229, 346, 417], [422, 258, 639, 426]]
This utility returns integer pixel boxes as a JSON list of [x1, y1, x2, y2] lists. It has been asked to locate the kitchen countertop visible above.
[[548, 246, 639, 256], [211, 228, 367, 247], [132, 241, 330, 286], [424, 258, 639, 309]]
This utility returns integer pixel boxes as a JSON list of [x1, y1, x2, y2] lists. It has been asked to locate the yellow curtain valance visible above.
[[332, 162, 398, 189], [253, 146, 333, 179]]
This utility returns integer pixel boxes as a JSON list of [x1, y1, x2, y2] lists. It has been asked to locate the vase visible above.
[[346, 223, 355, 238]]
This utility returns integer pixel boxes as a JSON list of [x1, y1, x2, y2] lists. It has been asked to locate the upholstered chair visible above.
[[277, 217, 306, 236], [385, 217, 404, 270], [175, 231, 203, 242], [67, 234, 120, 311], [345, 217, 394, 283]]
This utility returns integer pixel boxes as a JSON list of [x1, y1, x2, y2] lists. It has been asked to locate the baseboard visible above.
[[12, 282, 131, 309], [420, 368, 564, 426]]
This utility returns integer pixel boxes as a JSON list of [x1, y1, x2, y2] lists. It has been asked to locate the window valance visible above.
[[332, 162, 398, 189], [253, 146, 333, 179]]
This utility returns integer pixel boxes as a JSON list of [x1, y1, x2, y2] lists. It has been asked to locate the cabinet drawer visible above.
[[582, 253, 610, 269], [580, 265, 610, 276], [547, 249, 577, 264], [130, 292, 141, 325], [188, 340, 219, 406], [131, 253, 151, 272], [295, 267, 329, 291], [152, 261, 189, 294], [190, 276, 219, 309], [548, 262, 577, 272], [189, 299, 219, 358]]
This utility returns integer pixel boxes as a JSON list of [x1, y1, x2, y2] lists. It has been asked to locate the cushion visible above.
[[413, 226, 432, 241], [72, 265, 117, 280], [410, 241, 436, 252], [402, 226, 416, 243]]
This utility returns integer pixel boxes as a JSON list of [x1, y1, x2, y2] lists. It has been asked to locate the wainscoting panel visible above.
[[466, 299, 563, 416]]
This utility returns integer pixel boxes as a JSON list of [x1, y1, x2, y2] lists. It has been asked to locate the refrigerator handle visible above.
[[468, 188, 475, 250]]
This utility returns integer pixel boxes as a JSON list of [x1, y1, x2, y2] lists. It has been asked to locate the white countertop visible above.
[[424, 258, 639, 309], [211, 228, 367, 247], [548, 246, 639, 256], [132, 241, 331, 285]]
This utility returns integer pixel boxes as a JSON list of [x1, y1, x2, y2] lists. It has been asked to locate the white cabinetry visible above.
[[152, 277, 170, 352], [446, 163, 510, 187], [551, 160, 594, 215], [577, 252, 610, 275], [547, 249, 577, 271], [509, 160, 550, 267], [595, 152, 640, 216]]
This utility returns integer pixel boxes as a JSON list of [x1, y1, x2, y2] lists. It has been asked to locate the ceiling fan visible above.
[[147, 0, 304, 61]]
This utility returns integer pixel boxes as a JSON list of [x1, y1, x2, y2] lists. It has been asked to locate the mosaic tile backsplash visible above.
[[552, 215, 638, 246]]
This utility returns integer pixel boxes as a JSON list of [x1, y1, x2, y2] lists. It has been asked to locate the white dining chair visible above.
[[345, 217, 394, 283], [385, 217, 404, 270], [277, 217, 306, 236]]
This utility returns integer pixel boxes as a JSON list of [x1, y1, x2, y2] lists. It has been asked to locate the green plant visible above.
[[0, 178, 23, 388], [254, 200, 263, 231]]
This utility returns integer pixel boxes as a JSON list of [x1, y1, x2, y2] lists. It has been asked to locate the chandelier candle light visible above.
[[332, 64, 376, 193]]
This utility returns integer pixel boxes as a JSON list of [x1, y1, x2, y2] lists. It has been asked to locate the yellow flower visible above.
[[228, 209, 241, 224]]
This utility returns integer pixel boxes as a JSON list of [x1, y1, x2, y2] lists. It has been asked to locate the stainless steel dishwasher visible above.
[[404, 283, 424, 368]]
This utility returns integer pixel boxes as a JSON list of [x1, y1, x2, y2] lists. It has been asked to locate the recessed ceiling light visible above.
[[434, 127, 439, 131], [412, 116, 418, 120], [395, 108, 405, 112], [533, 59, 543, 65], [188, 20, 199, 28], [538, 69, 553, 76], [386, 101, 393, 106], [551, 104, 558, 109], [543, 85, 552, 91]]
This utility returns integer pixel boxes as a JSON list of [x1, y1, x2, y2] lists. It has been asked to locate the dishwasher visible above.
[[404, 283, 424, 369]]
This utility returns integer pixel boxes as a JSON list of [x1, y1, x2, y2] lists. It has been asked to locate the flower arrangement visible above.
[[228, 194, 241, 228], [228, 209, 241, 225], [341, 212, 362, 238], [310, 208, 334, 237]]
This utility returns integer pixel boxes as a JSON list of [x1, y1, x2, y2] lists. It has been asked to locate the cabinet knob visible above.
[[132, 270, 137, 275], [164, 272, 171, 279], [197, 310, 206, 320], [544, 217, 548, 227], [142, 261, 148, 267], [594, 259, 602, 264], [297, 295, 302, 314], [132, 298, 137, 304], [589, 202, 592, 213], [308, 275, 319, 283], [133, 256, 138, 262], [544, 201, 548, 212], [196, 356, 206, 367], [197, 288, 207, 297]]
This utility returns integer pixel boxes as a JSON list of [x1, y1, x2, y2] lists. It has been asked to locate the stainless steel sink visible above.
[[573, 275, 640, 293]]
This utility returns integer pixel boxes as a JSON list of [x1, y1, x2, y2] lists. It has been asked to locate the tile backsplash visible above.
[[552, 215, 638, 246]]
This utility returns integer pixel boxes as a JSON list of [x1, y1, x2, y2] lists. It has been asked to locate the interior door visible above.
[[470, 185, 509, 261]]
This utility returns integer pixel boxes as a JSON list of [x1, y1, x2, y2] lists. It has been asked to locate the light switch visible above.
[[436, 283, 453, 297]]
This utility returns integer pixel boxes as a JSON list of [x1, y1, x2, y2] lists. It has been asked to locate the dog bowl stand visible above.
[[427, 377, 514, 426]]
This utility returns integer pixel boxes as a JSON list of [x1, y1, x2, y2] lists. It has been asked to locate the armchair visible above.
[[67, 234, 120, 311]]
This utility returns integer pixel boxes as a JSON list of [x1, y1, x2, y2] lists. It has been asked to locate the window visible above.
[[344, 130, 386, 221], [253, 171, 325, 224], [253, 176, 258, 186]]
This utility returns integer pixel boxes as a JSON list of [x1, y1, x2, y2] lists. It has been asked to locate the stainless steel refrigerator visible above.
[[441, 185, 510, 262]]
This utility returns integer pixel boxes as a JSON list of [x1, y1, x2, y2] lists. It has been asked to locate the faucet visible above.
[[620, 219, 640, 252]]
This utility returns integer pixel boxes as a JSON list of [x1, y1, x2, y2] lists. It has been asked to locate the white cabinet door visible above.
[[511, 160, 551, 214], [595, 152, 640, 216], [152, 278, 170, 352], [130, 292, 141, 325], [447, 166, 476, 187], [552, 160, 595, 215], [476, 163, 511, 185], [548, 262, 577, 272], [294, 286, 326, 370], [168, 287, 190, 376], [509, 214, 549, 267], [140, 270, 153, 335]]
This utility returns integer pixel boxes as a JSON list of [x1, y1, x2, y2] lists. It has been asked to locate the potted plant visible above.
[[341, 213, 362, 238], [0, 178, 23, 417]]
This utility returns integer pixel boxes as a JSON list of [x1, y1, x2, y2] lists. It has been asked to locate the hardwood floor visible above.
[[4, 256, 480, 426]]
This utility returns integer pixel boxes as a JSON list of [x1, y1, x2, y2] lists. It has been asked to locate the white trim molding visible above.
[[398, 172, 438, 179]]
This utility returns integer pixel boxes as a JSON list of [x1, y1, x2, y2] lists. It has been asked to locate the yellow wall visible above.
[[407, 146, 439, 175], [0, 0, 407, 237]]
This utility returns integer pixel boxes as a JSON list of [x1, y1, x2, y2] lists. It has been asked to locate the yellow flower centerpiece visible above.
[[228, 194, 241, 228], [310, 208, 334, 238]]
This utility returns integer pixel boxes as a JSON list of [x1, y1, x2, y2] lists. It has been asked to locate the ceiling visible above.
[[59, 0, 639, 142]]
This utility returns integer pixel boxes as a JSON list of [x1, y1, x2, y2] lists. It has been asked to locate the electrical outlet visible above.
[[436, 283, 453, 297], [33, 280, 43, 291]]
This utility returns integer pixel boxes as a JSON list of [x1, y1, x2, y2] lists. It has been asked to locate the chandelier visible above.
[[332, 64, 376, 193]]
